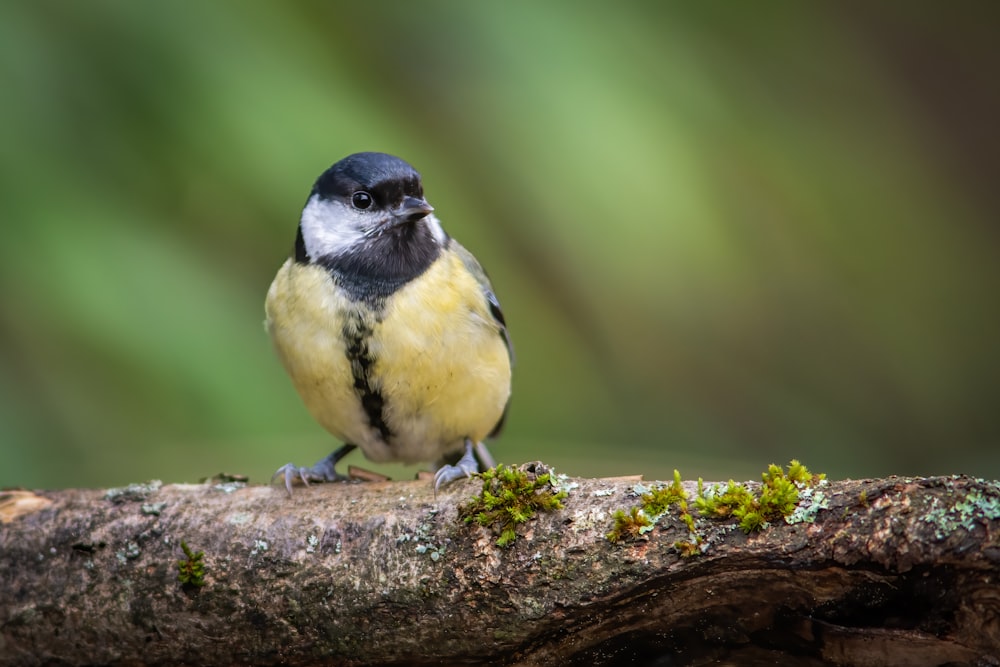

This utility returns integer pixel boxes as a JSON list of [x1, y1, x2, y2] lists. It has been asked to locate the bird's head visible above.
[[297, 152, 446, 264]]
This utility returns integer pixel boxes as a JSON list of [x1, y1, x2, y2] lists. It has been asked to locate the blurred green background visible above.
[[2, 1, 998, 489]]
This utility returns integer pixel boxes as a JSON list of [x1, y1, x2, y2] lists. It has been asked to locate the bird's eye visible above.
[[351, 191, 373, 210]]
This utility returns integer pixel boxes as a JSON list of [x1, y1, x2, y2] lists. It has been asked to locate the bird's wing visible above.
[[451, 240, 513, 362], [451, 240, 513, 439]]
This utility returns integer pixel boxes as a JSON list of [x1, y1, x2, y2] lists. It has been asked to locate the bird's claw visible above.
[[271, 445, 356, 497], [433, 439, 480, 493]]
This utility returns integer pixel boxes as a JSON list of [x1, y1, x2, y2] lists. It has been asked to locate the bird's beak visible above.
[[393, 196, 434, 223]]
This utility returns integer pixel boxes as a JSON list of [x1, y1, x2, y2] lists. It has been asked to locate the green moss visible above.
[[177, 541, 206, 588], [695, 479, 754, 519], [640, 469, 687, 516], [609, 461, 827, 551], [696, 460, 825, 534], [786, 459, 824, 485], [674, 537, 702, 557], [608, 470, 702, 551], [606, 506, 653, 544], [460, 464, 568, 548], [758, 466, 800, 517]]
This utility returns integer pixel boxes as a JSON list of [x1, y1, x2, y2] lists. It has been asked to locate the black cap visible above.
[[312, 152, 424, 208]]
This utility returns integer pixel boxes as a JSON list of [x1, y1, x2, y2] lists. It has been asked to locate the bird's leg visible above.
[[272, 443, 358, 497], [473, 440, 496, 470], [434, 438, 483, 492]]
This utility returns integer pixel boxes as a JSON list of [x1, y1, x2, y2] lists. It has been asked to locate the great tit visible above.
[[265, 152, 512, 495]]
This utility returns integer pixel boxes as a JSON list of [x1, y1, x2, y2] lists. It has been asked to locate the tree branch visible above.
[[2, 468, 998, 665]]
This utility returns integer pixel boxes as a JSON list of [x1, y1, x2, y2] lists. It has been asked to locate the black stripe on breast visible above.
[[342, 312, 392, 443]]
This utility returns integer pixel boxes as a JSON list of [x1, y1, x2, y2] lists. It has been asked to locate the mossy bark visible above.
[[1, 470, 998, 666]]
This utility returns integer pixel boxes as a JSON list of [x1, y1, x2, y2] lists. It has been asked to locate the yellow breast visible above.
[[265, 251, 511, 464]]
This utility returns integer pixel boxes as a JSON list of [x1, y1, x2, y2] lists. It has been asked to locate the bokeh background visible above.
[[2, 1, 998, 489]]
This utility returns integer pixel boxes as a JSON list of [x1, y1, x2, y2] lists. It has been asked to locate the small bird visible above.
[[265, 152, 512, 494]]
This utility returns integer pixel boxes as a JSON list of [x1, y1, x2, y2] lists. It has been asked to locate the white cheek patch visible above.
[[299, 195, 369, 260], [425, 214, 449, 245]]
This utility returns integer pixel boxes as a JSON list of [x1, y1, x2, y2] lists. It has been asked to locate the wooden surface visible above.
[[2, 468, 999, 666]]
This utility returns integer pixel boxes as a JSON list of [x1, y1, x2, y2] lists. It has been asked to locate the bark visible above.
[[1, 467, 999, 666]]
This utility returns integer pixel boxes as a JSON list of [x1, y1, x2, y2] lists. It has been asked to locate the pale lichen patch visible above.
[[921, 486, 1000, 540]]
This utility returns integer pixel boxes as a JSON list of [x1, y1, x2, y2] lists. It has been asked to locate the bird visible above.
[[265, 152, 512, 495]]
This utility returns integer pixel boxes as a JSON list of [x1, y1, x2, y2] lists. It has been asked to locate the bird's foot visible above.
[[272, 444, 357, 497], [434, 439, 481, 493]]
